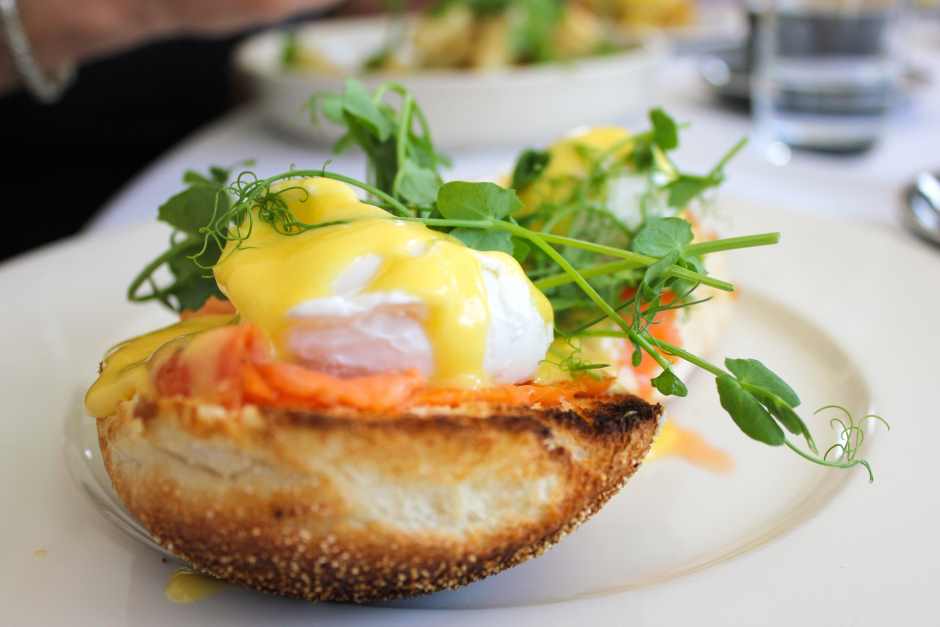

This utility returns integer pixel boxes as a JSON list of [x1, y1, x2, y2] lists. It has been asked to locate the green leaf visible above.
[[431, 0, 512, 16], [209, 166, 231, 185], [550, 296, 595, 313], [169, 280, 216, 312], [631, 136, 654, 171], [436, 181, 522, 221], [158, 184, 229, 235], [680, 253, 705, 275], [182, 170, 211, 186], [509, 0, 564, 63], [393, 159, 440, 207], [664, 174, 714, 209], [652, 368, 688, 397], [281, 32, 300, 67], [168, 272, 225, 312], [340, 79, 392, 141], [511, 149, 551, 190], [470, 0, 513, 14], [716, 375, 785, 446], [450, 228, 514, 254], [667, 256, 704, 299], [362, 47, 393, 73], [183, 164, 240, 186], [132, 163, 238, 312], [512, 238, 531, 263], [318, 93, 345, 124], [166, 246, 225, 311], [331, 132, 356, 154], [311, 80, 449, 206], [640, 249, 678, 300], [650, 108, 679, 151], [632, 217, 694, 257], [746, 385, 814, 447], [725, 358, 800, 408]]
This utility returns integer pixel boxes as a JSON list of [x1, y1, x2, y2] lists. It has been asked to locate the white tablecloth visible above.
[[87, 56, 940, 238]]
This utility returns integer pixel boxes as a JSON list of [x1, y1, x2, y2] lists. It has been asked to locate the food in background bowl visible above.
[[281, 0, 693, 75], [583, 0, 696, 30], [283, 1, 634, 74], [235, 15, 666, 148]]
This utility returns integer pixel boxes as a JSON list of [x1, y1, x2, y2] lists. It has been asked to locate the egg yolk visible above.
[[84, 314, 235, 418]]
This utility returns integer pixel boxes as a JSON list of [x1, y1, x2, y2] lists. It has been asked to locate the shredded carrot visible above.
[[152, 319, 621, 413], [255, 362, 424, 412], [241, 362, 278, 404], [409, 376, 612, 408], [180, 297, 236, 320]]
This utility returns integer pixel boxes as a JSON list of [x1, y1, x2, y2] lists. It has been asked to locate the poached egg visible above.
[[213, 176, 553, 388]]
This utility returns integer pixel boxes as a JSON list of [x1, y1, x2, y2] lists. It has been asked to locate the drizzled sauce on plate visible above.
[[165, 569, 224, 604], [648, 420, 734, 473]]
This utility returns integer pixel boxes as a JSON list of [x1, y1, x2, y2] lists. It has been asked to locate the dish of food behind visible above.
[[235, 15, 667, 148]]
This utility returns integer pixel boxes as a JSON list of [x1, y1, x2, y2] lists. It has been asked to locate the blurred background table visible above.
[[87, 47, 940, 238]]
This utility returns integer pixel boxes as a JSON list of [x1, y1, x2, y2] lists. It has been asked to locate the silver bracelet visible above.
[[0, 0, 75, 103]]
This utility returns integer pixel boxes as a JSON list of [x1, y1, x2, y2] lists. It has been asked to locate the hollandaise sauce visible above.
[[213, 177, 549, 388], [647, 420, 734, 473], [517, 127, 634, 213], [84, 314, 234, 418], [165, 569, 225, 604]]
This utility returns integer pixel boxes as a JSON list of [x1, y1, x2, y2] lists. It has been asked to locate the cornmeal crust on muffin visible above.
[[99, 393, 660, 602]]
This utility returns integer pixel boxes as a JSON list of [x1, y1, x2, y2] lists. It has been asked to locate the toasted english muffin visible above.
[[98, 393, 660, 602]]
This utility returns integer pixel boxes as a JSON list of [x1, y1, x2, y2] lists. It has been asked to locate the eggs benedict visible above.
[[87, 80, 869, 604], [87, 174, 662, 602]]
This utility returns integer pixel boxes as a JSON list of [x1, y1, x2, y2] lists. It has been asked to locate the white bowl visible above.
[[234, 16, 668, 149]]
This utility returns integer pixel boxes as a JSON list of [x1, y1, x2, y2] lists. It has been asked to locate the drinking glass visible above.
[[751, 0, 903, 156]]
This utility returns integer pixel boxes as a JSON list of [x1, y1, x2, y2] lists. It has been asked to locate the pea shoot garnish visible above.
[[129, 80, 885, 480]]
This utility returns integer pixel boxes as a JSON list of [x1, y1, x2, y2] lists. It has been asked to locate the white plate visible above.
[[1, 199, 936, 625], [234, 16, 667, 149]]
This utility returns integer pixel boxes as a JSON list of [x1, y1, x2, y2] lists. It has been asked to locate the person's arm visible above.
[[1, 0, 342, 96]]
